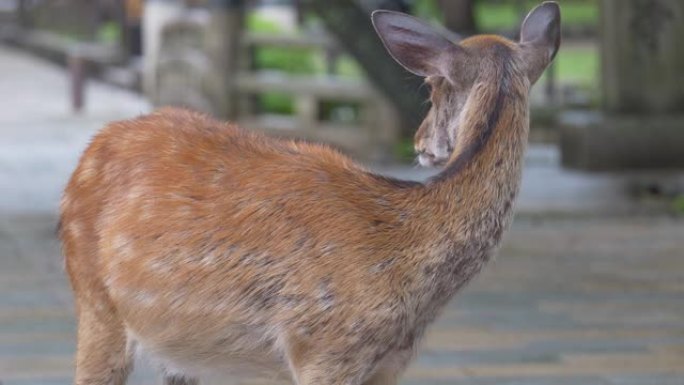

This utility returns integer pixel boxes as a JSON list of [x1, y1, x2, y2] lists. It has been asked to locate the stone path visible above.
[[1, 43, 683, 385], [0, 45, 150, 215]]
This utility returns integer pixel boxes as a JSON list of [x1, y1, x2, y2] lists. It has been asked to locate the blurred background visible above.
[[0, 0, 683, 384]]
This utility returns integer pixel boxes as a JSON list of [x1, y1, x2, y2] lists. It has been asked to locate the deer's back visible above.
[[59, 108, 424, 374]]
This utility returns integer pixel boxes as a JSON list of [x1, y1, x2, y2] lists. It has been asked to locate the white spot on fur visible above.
[[113, 234, 135, 260], [127, 185, 147, 201], [198, 250, 220, 267], [320, 242, 337, 255], [67, 221, 83, 239], [132, 289, 158, 307], [147, 259, 174, 275], [60, 194, 73, 212], [76, 157, 97, 184], [139, 201, 158, 221]]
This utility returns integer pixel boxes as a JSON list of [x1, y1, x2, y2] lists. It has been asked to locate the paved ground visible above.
[[0, 45, 150, 215], [1, 44, 683, 385]]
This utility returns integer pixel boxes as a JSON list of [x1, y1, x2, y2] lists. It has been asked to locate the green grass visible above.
[[475, 0, 598, 31], [554, 45, 598, 86], [412, 0, 598, 31], [247, 14, 314, 114], [96, 22, 121, 44], [674, 195, 684, 214], [413, 0, 442, 20], [247, 14, 317, 75], [395, 138, 418, 162], [414, 1, 600, 86], [335, 56, 364, 78], [259, 93, 295, 115]]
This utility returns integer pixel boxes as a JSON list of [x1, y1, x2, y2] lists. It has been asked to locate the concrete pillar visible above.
[[561, 0, 684, 170], [142, 0, 184, 101], [203, 0, 245, 119], [601, 0, 684, 114]]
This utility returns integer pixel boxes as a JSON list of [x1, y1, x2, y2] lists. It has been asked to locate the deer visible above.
[[59, 2, 560, 385]]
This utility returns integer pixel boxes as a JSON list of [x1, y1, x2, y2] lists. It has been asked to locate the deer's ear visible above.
[[372, 10, 464, 79], [520, 2, 561, 67]]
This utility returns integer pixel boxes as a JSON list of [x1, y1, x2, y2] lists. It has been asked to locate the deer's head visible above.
[[373, 2, 560, 167]]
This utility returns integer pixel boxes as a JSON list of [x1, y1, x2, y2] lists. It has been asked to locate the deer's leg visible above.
[[285, 345, 349, 385], [161, 365, 199, 385], [292, 366, 396, 385], [287, 350, 387, 385], [360, 348, 412, 385], [361, 367, 400, 385], [164, 374, 199, 385], [74, 303, 133, 385]]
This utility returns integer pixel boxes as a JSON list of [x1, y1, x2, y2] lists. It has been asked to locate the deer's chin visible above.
[[417, 153, 449, 168]]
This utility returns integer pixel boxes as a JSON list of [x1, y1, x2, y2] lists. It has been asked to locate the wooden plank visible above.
[[239, 115, 298, 132], [242, 32, 334, 50], [239, 115, 362, 134], [238, 115, 390, 161], [235, 72, 376, 101], [19, 30, 122, 63]]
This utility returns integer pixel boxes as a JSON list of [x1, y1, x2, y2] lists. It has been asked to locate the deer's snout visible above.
[[416, 140, 451, 168], [414, 138, 435, 167]]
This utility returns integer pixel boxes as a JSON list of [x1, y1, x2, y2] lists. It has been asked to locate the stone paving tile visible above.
[[436, 307, 586, 331], [0, 318, 75, 334], [404, 376, 614, 385], [603, 374, 684, 385], [0, 340, 75, 356], [4, 379, 72, 385], [414, 335, 684, 367], [0, 355, 73, 380], [0, 292, 70, 308], [415, 348, 561, 366]]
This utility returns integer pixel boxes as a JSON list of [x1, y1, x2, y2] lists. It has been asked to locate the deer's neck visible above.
[[433, 50, 528, 222], [417, 48, 529, 292]]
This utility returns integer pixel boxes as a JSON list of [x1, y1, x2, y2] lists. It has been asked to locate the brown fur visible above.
[[60, 3, 560, 385]]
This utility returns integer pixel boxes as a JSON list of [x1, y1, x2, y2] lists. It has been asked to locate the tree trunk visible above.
[[301, 0, 428, 136], [437, 0, 476, 35]]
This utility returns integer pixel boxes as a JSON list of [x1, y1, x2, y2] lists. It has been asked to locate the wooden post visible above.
[[296, 95, 318, 132], [17, 0, 30, 28], [545, 61, 557, 106], [115, 1, 129, 61], [436, 0, 476, 35], [324, 46, 340, 76], [69, 53, 86, 113], [204, 0, 245, 119]]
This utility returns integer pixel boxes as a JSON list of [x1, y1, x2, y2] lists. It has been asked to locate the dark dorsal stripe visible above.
[[375, 175, 424, 189], [430, 44, 514, 184]]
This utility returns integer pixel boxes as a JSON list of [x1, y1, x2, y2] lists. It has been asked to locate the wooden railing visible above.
[[233, 32, 399, 161]]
